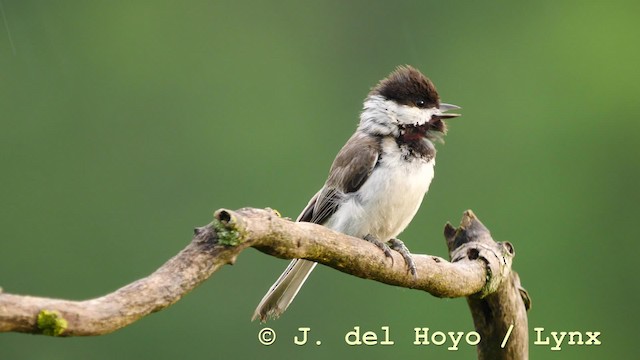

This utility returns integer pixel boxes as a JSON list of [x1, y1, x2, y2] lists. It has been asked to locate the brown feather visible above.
[[297, 132, 381, 226], [370, 65, 440, 109]]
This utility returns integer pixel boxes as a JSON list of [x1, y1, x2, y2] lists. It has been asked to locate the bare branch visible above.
[[445, 210, 531, 360], [0, 208, 529, 359], [0, 223, 228, 336]]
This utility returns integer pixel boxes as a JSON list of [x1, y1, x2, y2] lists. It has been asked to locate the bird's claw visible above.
[[363, 234, 394, 261], [389, 238, 417, 277], [363, 235, 417, 276]]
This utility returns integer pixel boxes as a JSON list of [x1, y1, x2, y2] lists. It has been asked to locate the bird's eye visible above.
[[416, 99, 426, 108]]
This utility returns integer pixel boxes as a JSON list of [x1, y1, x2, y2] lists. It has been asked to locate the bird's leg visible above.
[[389, 238, 417, 277], [363, 234, 393, 261]]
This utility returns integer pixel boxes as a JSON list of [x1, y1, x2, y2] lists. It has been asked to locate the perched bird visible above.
[[253, 65, 461, 322]]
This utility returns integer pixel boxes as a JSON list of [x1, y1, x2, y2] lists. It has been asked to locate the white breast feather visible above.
[[324, 137, 435, 240]]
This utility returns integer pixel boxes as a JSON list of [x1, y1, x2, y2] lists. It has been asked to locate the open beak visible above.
[[436, 103, 461, 119]]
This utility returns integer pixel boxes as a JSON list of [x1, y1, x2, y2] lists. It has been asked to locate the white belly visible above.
[[325, 138, 435, 240]]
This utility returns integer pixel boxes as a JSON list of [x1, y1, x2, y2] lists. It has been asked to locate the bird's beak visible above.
[[436, 103, 461, 119]]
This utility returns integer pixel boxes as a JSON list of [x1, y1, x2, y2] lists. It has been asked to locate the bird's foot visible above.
[[363, 234, 393, 260], [389, 238, 417, 277]]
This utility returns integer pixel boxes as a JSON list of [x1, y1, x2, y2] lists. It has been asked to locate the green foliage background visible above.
[[1, 1, 638, 359]]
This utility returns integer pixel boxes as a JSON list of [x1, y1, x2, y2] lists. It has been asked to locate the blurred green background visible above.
[[1, 1, 638, 359]]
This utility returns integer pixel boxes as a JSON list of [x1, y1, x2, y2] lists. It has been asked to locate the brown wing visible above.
[[297, 132, 381, 225]]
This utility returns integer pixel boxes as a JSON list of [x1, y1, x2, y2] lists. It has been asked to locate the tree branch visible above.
[[0, 207, 529, 359], [445, 210, 531, 359]]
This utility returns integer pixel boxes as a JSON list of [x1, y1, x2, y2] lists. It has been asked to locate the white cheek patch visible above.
[[359, 95, 444, 136], [383, 100, 438, 126]]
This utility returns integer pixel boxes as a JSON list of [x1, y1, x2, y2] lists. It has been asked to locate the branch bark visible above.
[[0, 208, 529, 359], [445, 211, 531, 359]]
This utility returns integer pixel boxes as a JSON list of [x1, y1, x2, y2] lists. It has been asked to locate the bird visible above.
[[252, 65, 461, 322]]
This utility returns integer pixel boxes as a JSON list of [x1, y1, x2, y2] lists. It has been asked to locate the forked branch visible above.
[[0, 208, 529, 359]]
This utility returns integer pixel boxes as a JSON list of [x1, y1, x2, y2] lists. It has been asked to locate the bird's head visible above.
[[359, 65, 460, 143]]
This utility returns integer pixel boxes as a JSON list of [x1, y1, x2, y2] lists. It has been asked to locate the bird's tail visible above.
[[252, 259, 317, 322]]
